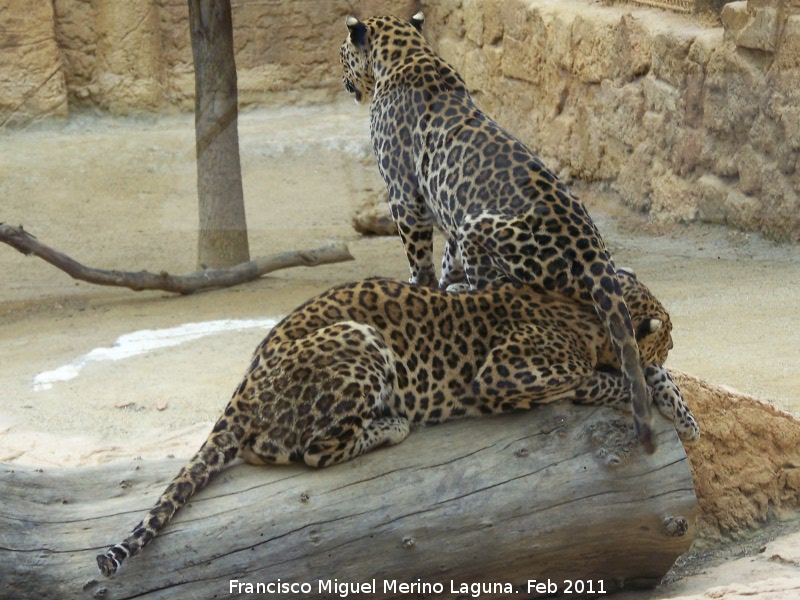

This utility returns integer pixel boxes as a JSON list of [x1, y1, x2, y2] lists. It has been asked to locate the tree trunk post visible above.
[[189, 0, 250, 269]]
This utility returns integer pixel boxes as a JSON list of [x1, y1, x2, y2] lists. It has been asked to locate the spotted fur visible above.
[[341, 13, 658, 453], [96, 272, 698, 576]]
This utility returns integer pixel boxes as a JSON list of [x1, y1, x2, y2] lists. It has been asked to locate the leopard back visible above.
[[97, 273, 695, 576]]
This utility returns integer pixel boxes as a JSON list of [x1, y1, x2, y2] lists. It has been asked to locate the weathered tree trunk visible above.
[[0, 404, 695, 600], [189, 0, 249, 269]]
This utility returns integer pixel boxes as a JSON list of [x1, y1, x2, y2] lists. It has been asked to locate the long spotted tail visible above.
[[96, 426, 241, 577], [592, 278, 656, 454]]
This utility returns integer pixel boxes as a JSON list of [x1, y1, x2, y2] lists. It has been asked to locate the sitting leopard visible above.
[[341, 13, 659, 453], [96, 271, 699, 576]]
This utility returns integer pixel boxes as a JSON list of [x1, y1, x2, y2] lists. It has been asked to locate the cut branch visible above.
[[0, 224, 354, 295]]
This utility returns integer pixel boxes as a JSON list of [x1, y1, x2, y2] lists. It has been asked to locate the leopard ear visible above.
[[346, 16, 367, 46], [636, 318, 662, 340], [410, 12, 424, 31]]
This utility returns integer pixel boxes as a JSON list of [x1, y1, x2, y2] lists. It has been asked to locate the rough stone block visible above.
[[687, 28, 724, 68], [748, 112, 781, 155], [421, 0, 465, 46], [597, 80, 645, 149], [697, 174, 732, 225], [91, 0, 166, 112], [736, 144, 766, 196], [780, 106, 800, 150], [52, 0, 99, 108], [774, 14, 800, 71], [461, 45, 502, 98], [672, 126, 705, 176], [650, 31, 695, 88], [500, 3, 546, 85], [501, 0, 534, 41], [721, 1, 750, 36], [703, 50, 764, 134], [735, 6, 780, 52], [699, 137, 740, 180], [501, 35, 540, 85], [0, 0, 68, 126], [542, 8, 575, 74], [571, 16, 613, 84], [569, 104, 607, 180], [612, 13, 651, 81], [651, 173, 700, 223], [644, 76, 681, 114], [642, 110, 666, 137], [724, 189, 761, 231], [758, 164, 800, 242], [616, 141, 656, 212], [464, 0, 503, 46], [435, 37, 468, 74]]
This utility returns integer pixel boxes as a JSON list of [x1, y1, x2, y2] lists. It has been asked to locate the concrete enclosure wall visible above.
[[0, 0, 415, 120], [1, 0, 798, 241], [0, 0, 68, 126]]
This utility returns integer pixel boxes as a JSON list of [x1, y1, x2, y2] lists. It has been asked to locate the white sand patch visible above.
[[32, 318, 278, 391]]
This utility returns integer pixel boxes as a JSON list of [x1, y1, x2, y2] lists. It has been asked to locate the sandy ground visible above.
[[1, 103, 799, 596]]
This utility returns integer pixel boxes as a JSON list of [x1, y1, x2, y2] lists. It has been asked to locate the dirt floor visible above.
[[1, 103, 799, 597]]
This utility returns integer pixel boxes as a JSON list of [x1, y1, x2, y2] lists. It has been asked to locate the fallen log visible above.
[[0, 223, 354, 294], [0, 403, 695, 600]]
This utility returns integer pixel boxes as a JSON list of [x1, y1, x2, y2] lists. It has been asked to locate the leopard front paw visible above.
[[444, 283, 472, 293], [409, 268, 437, 288]]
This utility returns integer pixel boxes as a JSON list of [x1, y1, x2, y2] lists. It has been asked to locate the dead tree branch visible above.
[[0, 223, 354, 295]]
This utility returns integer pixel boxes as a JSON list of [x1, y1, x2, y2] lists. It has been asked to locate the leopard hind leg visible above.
[[301, 415, 410, 468], [456, 208, 550, 290], [241, 321, 410, 469], [96, 322, 405, 577], [454, 210, 517, 289]]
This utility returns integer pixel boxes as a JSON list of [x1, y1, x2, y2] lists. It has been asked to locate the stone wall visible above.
[[420, 0, 800, 242], [0, 0, 68, 126], [1, 0, 414, 119]]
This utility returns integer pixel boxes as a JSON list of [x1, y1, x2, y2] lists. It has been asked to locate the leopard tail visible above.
[[96, 420, 243, 577], [606, 307, 655, 454]]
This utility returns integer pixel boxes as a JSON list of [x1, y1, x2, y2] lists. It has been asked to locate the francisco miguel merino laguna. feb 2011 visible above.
[[229, 577, 608, 597]]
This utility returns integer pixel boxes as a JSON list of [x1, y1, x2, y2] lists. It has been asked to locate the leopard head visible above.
[[617, 268, 674, 366], [340, 12, 425, 104]]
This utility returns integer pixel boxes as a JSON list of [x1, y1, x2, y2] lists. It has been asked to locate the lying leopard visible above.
[[96, 271, 698, 576], [341, 13, 658, 452]]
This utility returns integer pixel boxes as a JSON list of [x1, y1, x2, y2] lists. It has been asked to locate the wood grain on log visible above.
[[0, 223, 354, 294], [0, 404, 695, 600]]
